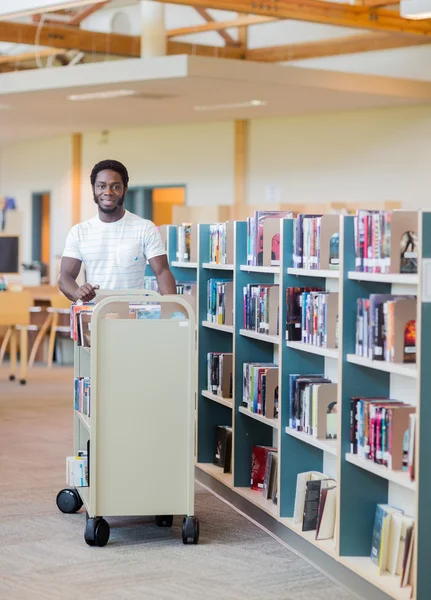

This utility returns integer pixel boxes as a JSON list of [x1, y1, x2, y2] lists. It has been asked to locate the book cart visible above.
[[56, 290, 199, 547], [194, 211, 431, 600]]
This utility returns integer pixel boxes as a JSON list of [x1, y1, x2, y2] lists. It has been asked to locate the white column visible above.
[[140, 0, 166, 58]]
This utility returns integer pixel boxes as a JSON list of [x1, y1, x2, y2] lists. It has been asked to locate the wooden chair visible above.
[[0, 291, 32, 384], [27, 293, 71, 368]]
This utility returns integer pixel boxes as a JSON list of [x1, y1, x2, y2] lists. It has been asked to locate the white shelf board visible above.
[[339, 556, 412, 600], [348, 272, 418, 285], [346, 354, 417, 379], [240, 329, 279, 345], [202, 262, 234, 271], [240, 265, 279, 274], [235, 487, 278, 518], [171, 261, 198, 268], [279, 517, 337, 558], [285, 427, 337, 456], [287, 268, 340, 279], [286, 340, 339, 359], [345, 453, 416, 492], [196, 462, 233, 489], [201, 390, 233, 409], [202, 320, 233, 334], [239, 406, 279, 429], [75, 410, 90, 431]]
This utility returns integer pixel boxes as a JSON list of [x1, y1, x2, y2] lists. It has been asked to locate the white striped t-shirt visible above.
[[62, 210, 166, 290]]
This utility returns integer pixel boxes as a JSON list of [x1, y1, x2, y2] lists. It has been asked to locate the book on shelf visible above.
[[74, 376, 91, 417], [176, 223, 197, 263], [66, 451, 88, 488], [288, 374, 337, 437], [285, 286, 322, 342], [247, 210, 292, 267], [355, 294, 416, 363], [350, 397, 415, 472], [207, 352, 233, 398], [70, 303, 94, 345], [354, 210, 418, 274], [251, 445, 278, 504], [292, 214, 340, 271], [243, 283, 279, 335], [209, 222, 234, 265], [242, 362, 279, 417], [300, 291, 339, 348], [293, 471, 337, 539], [207, 279, 233, 325], [213, 425, 232, 473], [370, 504, 415, 585]]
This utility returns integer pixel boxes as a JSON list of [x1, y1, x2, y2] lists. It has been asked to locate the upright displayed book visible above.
[[247, 210, 292, 266]]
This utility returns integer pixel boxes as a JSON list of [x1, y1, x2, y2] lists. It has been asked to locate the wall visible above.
[[247, 104, 431, 209], [0, 135, 72, 282], [80, 121, 235, 221]]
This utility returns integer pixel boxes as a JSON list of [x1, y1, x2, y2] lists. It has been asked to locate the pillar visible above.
[[140, 0, 166, 58]]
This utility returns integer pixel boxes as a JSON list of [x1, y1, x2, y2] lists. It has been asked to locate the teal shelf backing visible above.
[[196, 224, 233, 464]]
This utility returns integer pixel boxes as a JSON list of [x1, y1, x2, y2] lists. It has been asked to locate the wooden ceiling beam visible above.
[[247, 32, 431, 62], [69, 1, 110, 25], [0, 48, 67, 65], [156, 0, 431, 36], [167, 14, 276, 37], [194, 7, 240, 46]]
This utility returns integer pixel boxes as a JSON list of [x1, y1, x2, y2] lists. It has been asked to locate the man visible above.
[[58, 159, 177, 301]]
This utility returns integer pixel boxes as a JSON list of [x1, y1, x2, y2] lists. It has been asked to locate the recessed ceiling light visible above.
[[68, 90, 137, 101], [0, 1, 107, 20], [194, 100, 267, 112]]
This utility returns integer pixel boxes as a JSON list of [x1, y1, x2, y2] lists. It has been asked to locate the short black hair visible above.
[[90, 159, 129, 188]]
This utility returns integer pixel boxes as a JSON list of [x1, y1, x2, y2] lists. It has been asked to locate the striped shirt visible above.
[[62, 210, 166, 290]]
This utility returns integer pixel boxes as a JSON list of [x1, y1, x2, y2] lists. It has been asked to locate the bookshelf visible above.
[[194, 211, 427, 600]]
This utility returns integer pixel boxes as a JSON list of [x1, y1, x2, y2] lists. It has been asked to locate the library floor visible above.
[[0, 367, 356, 600]]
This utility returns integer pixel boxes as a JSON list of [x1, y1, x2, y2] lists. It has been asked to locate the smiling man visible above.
[[58, 159, 177, 302]]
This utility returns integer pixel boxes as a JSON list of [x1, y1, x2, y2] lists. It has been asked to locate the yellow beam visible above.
[[157, 0, 431, 36], [167, 15, 276, 37], [0, 48, 67, 65], [194, 7, 239, 46], [247, 32, 431, 62], [234, 120, 248, 208], [72, 133, 82, 226]]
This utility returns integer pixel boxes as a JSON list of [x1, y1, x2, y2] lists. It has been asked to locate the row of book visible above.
[[371, 504, 415, 589], [207, 279, 233, 325], [251, 445, 278, 505], [350, 397, 415, 477], [355, 294, 416, 364], [207, 352, 233, 399], [247, 210, 292, 267], [287, 374, 337, 439], [292, 214, 340, 271], [209, 223, 232, 265], [242, 362, 279, 418], [66, 452, 88, 488], [70, 302, 93, 345], [293, 471, 337, 540], [213, 425, 232, 473], [243, 283, 279, 336], [354, 210, 418, 274], [285, 287, 338, 349], [74, 376, 91, 417], [176, 223, 193, 263]]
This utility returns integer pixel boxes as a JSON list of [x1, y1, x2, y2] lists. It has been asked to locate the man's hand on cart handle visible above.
[[75, 283, 100, 303]]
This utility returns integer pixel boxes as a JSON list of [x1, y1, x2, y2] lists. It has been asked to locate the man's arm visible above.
[[149, 255, 177, 295], [58, 257, 99, 302]]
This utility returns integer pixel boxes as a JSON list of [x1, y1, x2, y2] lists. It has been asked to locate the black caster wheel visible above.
[[85, 517, 110, 547], [182, 516, 199, 545], [56, 488, 83, 514], [19, 379, 26, 385], [155, 515, 173, 528], [9, 375, 15, 381]]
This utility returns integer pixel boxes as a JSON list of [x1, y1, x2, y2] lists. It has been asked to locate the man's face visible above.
[[93, 169, 127, 214]]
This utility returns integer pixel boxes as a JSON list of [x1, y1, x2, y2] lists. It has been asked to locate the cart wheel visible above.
[[182, 516, 199, 545], [9, 375, 15, 381], [56, 488, 83, 514], [155, 515, 173, 528], [85, 517, 110, 547], [19, 379, 26, 385]]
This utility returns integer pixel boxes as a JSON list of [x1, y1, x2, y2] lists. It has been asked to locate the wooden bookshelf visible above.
[[194, 213, 426, 600], [202, 262, 234, 271], [201, 390, 233, 410], [202, 321, 234, 334]]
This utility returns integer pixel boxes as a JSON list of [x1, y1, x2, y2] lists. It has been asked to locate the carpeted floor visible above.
[[0, 367, 356, 600]]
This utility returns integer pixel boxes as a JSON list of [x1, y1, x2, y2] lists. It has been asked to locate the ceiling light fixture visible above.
[[400, 0, 431, 18], [68, 90, 137, 101], [0, 1, 107, 20], [194, 100, 267, 112]]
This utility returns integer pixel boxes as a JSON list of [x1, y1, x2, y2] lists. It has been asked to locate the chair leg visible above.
[[47, 314, 59, 369], [0, 327, 12, 366], [28, 314, 53, 368], [19, 327, 28, 384], [9, 329, 17, 380]]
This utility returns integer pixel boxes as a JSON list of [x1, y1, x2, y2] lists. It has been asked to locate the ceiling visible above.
[[1, 54, 431, 146]]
